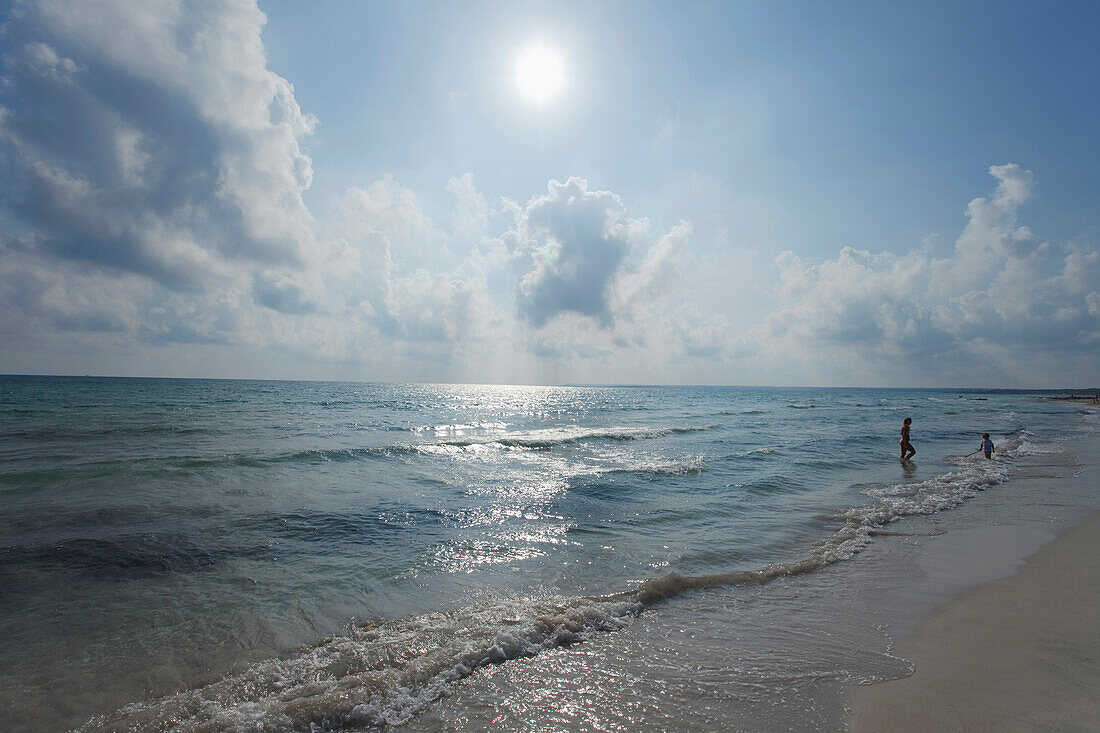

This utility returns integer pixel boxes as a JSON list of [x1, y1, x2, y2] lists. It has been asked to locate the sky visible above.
[[0, 0, 1098, 387]]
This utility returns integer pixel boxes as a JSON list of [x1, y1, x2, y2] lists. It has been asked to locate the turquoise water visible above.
[[0, 377, 1092, 730]]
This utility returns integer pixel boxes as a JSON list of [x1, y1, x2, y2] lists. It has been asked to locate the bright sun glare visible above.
[[514, 44, 565, 105]]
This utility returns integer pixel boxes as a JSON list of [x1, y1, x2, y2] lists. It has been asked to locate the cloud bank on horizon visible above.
[[0, 0, 1097, 387]]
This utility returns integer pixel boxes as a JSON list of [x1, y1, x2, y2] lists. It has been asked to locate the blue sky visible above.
[[264, 1, 1098, 244], [1, 0, 1098, 386]]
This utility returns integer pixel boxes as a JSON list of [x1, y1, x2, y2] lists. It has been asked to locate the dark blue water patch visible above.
[[248, 511, 427, 547], [0, 453, 271, 487], [738, 474, 805, 496], [792, 457, 865, 472], [1, 503, 221, 537], [0, 533, 227, 581], [716, 446, 782, 461], [0, 422, 212, 443], [561, 476, 643, 503], [374, 504, 460, 528], [565, 523, 617, 537], [618, 506, 702, 528], [796, 433, 893, 450], [0, 442, 431, 483], [0, 407, 51, 416]]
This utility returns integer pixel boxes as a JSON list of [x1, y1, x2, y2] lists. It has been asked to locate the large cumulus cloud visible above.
[[508, 177, 638, 327], [0, 0, 318, 317], [482, 177, 725, 374], [760, 164, 1100, 384], [325, 174, 714, 378]]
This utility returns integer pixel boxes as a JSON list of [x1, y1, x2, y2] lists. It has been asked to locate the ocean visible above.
[[0, 376, 1095, 731]]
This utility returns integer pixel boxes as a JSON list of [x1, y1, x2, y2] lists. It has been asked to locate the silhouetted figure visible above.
[[900, 417, 916, 461]]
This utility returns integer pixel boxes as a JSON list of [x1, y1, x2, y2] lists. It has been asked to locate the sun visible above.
[[514, 43, 566, 105]]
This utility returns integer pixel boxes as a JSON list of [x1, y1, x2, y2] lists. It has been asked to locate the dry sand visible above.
[[850, 511, 1100, 732]]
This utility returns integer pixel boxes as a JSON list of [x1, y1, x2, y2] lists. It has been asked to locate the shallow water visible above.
[[0, 377, 1093, 730]]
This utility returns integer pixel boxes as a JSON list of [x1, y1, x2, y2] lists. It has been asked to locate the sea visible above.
[[0, 376, 1096, 732]]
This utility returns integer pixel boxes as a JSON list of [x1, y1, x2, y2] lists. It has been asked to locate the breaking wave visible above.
[[423, 425, 717, 451]]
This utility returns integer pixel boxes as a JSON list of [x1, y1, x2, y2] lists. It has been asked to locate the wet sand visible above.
[[850, 510, 1100, 732]]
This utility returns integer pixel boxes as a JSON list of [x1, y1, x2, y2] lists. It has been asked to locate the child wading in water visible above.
[[900, 417, 916, 461], [980, 433, 995, 459]]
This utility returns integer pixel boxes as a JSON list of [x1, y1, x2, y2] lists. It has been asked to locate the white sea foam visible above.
[[1015, 440, 1066, 455], [592, 455, 707, 476], [78, 594, 642, 732], [411, 421, 508, 433], [414, 424, 716, 453], [815, 432, 1023, 564]]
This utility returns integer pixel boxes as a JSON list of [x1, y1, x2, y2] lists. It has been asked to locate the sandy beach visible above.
[[850, 509, 1100, 731]]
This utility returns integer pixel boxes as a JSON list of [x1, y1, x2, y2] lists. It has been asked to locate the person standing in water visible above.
[[900, 417, 916, 461], [980, 433, 995, 459]]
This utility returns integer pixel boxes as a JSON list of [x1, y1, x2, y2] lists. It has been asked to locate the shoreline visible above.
[[849, 507, 1100, 731]]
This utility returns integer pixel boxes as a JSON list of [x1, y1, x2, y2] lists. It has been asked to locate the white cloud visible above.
[[757, 165, 1100, 385], [447, 172, 489, 243], [0, 0, 731, 381], [0, 0, 318, 301], [614, 221, 692, 310], [508, 177, 638, 327], [325, 175, 499, 370], [1, 1, 1092, 387], [339, 177, 436, 249]]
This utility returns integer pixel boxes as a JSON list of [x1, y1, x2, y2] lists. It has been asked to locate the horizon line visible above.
[[1, 373, 1097, 394]]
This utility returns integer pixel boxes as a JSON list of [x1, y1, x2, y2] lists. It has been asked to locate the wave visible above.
[[237, 425, 717, 465], [78, 594, 641, 732], [74, 429, 1044, 732], [417, 424, 716, 452], [411, 421, 509, 433], [81, 557, 850, 731], [599, 456, 706, 476], [2, 425, 716, 480], [273, 446, 413, 463], [1014, 435, 1067, 456]]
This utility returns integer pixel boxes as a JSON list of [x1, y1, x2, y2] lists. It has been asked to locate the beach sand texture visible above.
[[851, 511, 1100, 732]]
